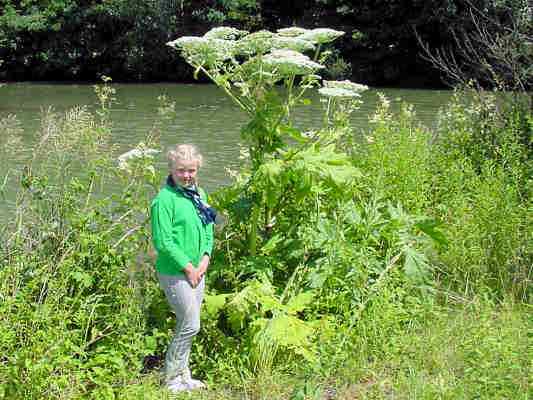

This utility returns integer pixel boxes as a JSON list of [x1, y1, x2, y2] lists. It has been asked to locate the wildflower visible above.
[[167, 36, 204, 50], [234, 30, 275, 56], [118, 147, 160, 170], [299, 28, 345, 44], [319, 80, 369, 98], [263, 50, 324, 76], [318, 87, 361, 98], [276, 27, 310, 37], [203, 26, 248, 40], [167, 36, 235, 66], [272, 36, 315, 53], [323, 80, 369, 93]]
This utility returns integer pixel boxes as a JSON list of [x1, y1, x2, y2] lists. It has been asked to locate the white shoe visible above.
[[167, 375, 205, 392], [186, 378, 206, 389], [167, 380, 193, 392], [181, 369, 206, 390]]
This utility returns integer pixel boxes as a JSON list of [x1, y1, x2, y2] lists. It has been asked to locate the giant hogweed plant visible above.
[[168, 27, 439, 373], [167, 26, 367, 257]]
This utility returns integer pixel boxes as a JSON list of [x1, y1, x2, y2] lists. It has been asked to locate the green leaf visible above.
[[285, 291, 315, 314], [259, 314, 316, 360], [261, 234, 283, 255], [278, 124, 307, 143], [259, 160, 283, 185], [403, 247, 430, 282], [71, 270, 93, 288], [415, 219, 448, 247], [204, 293, 229, 318]]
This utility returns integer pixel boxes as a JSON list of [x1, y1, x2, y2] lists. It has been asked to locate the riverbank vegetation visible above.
[[1, 0, 531, 88], [1, 25, 531, 400]]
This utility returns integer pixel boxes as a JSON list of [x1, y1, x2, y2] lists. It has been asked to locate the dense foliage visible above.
[[0, 24, 531, 400], [1, 0, 530, 86]]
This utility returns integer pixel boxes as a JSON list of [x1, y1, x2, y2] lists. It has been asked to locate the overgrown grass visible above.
[[355, 91, 531, 300], [111, 297, 530, 400], [0, 85, 530, 399], [335, 297, 530, 400]]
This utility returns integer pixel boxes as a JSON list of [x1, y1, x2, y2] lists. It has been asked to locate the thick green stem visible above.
[[248, 205, 261, 256], [286, 74, 295, 118], [313, 43, 322, 62], [325, 97, 333, 126], [199, 66, 254, 115]]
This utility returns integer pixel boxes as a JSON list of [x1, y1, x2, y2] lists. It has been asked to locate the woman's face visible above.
[[172, 160, 198, 187]]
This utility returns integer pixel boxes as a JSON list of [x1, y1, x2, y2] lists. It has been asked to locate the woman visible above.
[[150, 144, 215, 392]]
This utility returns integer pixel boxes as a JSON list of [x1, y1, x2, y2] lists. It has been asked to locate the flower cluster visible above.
[[276, 27, 345, 44], [118, 147, 160, 170], [276, 27, 309, 37], [324, 80, 369, 92], [203, 27, 248, 40], [167, 27, 346, 67], [234, 30, 275, 56], [262, 50, 324, 76], [272, 36, 315, 53], [166, 27, 348, 87], [167, 36, 235, 66], [299, 28, 345, 44], [319, 80, 369, 98]]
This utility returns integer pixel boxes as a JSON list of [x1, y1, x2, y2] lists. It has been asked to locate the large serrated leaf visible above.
[[415, 219, 448, 247], [204, 293, 229, 318], [285, 291, 315, 314]]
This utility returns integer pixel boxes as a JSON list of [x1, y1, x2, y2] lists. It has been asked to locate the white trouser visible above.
[[158, 273, 205, 383]]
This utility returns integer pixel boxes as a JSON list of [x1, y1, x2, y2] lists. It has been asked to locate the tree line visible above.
[[0, 0, 530, 87]]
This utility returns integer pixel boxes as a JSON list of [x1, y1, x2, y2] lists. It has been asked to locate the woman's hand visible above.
[[183, 263, 200, 287], [197, 254, 210, 279]]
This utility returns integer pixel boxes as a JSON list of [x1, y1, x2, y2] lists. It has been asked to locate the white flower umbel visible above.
[[323, 80, 369, 93], [167, 36, 235, 66], [117, 147, 160, 170], [276, 27, 310, 37], [272, 36, 315, 53], [209, 38, 236, 60], [318, 87, 361, 98], [203, 26, 248, 40], [299, 28, 345, 44], [234, 30, 275, 56], [167, 36, 203, 50], [263, 49, 324, 76]]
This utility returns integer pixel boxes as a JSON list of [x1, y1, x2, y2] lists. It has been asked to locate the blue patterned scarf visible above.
[[167, 175, 217, 225]]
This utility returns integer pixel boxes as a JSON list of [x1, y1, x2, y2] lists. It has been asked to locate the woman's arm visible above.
[[151, 198, 192, 271], [198, 253, 210, 279]]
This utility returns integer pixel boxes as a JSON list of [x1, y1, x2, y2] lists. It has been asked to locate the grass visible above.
[[111, 297, 529, 400]]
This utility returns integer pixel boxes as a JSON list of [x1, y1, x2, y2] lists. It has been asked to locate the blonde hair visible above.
[[167, 144, 203, 172]]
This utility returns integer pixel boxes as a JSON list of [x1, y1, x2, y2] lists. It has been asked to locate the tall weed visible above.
[[0, 83, 164, 399], [356, 91, 531, 299], [433, 91, 531, 298]]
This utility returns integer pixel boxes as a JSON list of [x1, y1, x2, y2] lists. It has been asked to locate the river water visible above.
[[0, 83, 453, 218]]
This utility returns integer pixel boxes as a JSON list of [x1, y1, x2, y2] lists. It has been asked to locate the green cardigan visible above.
[[150, 184, 214, 276]]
